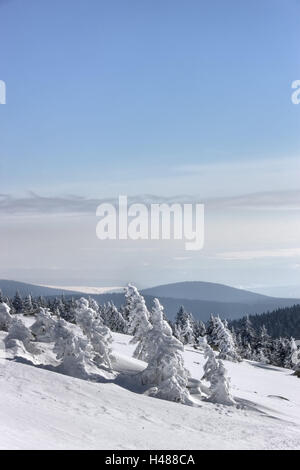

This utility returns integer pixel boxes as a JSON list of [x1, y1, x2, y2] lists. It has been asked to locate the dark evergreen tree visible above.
[[239, 316, 256, 358], [174, 306, 195, 344], [206, 315, 219, 349], [194, 319, 206, 338], [253, 325, 272, 362], [12, 291, 23, 314]]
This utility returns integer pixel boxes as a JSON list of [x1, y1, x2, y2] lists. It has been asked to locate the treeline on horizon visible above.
[[230, 304, 300, 339]]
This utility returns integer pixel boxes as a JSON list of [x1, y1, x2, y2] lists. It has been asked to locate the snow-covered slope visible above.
[[1, 330, 300, 449]]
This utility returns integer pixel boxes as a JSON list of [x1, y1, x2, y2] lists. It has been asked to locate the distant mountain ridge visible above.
[[141, 281, 272, 303], [0, 279, 82, 298]]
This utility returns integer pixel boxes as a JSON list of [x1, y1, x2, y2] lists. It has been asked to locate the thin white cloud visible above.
[[216, 247, 300, 260], [1, 189, 300, 215]]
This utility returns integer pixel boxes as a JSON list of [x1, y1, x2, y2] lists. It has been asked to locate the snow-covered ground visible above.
[[1, 326, 300, 450]]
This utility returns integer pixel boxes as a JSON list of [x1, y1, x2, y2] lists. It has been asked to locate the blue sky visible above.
[[0, 0, 299, 195], [0, 0, 300, 291]]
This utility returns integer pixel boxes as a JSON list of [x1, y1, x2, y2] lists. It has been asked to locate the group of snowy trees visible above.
[[125, 287, 192, 404], [0, 285, 240, 406], [231, 304, 300, 339], [227, 316, 299, 369], [0, 289, 78, 321], [3, 289, 298, 370], [0, 299, 114, 379], [1, 286, 299, 387], [173, 305, 206, 345], [122, 285, 235, 405], [171, 307, 299, 372]]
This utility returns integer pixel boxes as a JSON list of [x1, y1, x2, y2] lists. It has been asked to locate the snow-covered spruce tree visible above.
[[12, 291, 24, 314], [5, 297, 15, 314], [75, 298, 113, 369], [119, 304, 128, 325], [194, 320, 206, 339], [23, 294, 33, 315], [202, 339, 235, 406], [173, 322, 183, 342], [202, 338, 219, 383], [207, 360, 236, 406], [102, 301, 127, 333], [0, 302, 12, 331], [239, 316, 256, 359], [272, 337, 296, 368], [88, 296, 100, 315], [174, 306, 195, 345], [214, 316, 241, 362], [253, 325, 271, 363], [0, 289, 4, 303], [54, 318, 94, 379], [141, 298, 192, 405], [60, 297, 76, 323], [37, 295, 47, 308], [31, 308, 57, 342], [5, 317, 39, 354], [205, 314, 219, 349], [180, 317, 195, 345], [49, 297, 64, 317], [283, 337, 298, 369], [126, 284, 152, 361]]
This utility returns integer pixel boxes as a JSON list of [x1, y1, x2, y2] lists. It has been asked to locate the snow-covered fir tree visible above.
[[202, 339, 235, 406], [201, 338, 219, 383], [141, 298, 192, 405], [205, 314, 220, 349], [283, 337, 298, 369], [102, 301, 127, 333], [214, 316, 241, 362], [253, 325, 271, 363], [60, 297, 76, 323], [193, 320, 206, 339], [37, 296, 47, 308], [272, 337, 296, 368], [51, 297, 65, 317], [23, 294, 33, 315], [239, 316, 257, 359], [54, 318, 94, 379], [174, 306, 195, 345], [12, 291, 23, 314], [5, 317, 39, 354], [0, 302, 12, 331], [88, 296, 100, 314], [31, 308, 56, 342], [75, 297, 113, 369], [125, 284, 152, 361], [180, 317, 195, 345], [206, 360, 236, 406]]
